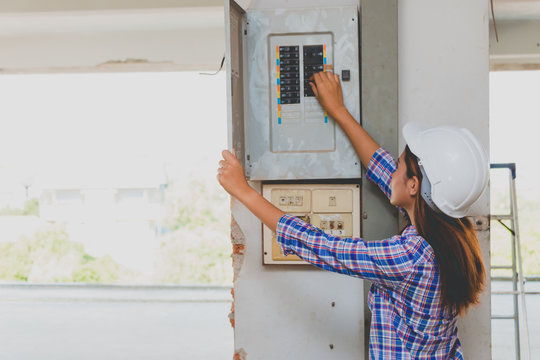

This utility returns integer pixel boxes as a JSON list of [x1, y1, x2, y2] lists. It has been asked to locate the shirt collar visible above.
[[402, 225, 418, 236]]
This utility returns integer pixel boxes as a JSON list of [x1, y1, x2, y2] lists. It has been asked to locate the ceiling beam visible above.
[[490, 18, 540, 69], [0, 0, 223, 13]]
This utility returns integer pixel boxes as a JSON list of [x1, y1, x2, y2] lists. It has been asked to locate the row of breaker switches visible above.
[[278, 44, 325, 103], [303, 45, 324, 97], [279, 46, 301, 104], [320, 220, 344, 230], [278, 195, 339, 207], [279, 195, 304, 206]]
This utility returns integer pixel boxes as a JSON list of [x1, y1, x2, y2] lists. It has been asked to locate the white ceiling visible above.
[[0, 7, 223, 36], [0, 0, 539, 72], [0, 0, 223, 13], [0, 1, 225, 72], [493, 0, 540, 20]]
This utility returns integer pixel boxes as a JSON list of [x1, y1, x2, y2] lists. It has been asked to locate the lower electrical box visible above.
[[262, 183, 361, 265]]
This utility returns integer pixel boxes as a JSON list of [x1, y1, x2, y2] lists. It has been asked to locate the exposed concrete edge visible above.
[[0, 283, 233, 303], [490, 63, 540, 71], [231, 215, 246, 282], [233, 348, 247, 360], [229, 212, 247, 330], [0, 64, 225, 74]]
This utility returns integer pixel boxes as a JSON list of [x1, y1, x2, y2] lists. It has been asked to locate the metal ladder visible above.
[[490, 163, 530, 360]]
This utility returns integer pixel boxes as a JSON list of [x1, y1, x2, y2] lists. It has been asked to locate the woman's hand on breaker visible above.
[[309, 71, 347, 120]]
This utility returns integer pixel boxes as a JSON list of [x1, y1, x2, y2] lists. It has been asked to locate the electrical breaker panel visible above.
[[262, 184, 360, 265], [245, 6, 361, 180], [270, 34, 335, 152]]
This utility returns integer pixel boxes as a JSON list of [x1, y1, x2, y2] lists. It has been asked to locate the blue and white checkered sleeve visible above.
[[366, 147, 397, 200], [276, 214, 415, 287]]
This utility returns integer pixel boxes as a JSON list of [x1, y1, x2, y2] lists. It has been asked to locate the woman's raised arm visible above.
[[310, 71, 380, 169]]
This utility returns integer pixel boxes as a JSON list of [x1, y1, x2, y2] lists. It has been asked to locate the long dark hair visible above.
[[403, 145, 485, 314]]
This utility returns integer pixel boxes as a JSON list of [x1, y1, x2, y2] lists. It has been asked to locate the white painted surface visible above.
[[398, 1, 491, 359], [0, 6, 225, 72]]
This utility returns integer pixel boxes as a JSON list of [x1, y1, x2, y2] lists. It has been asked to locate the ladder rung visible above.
[[492, 315, 515, 320], [491, 215, 514, 221], [492, 291, 521, 295], [491, 276, 528, 281], [491, 265, 513, 270]]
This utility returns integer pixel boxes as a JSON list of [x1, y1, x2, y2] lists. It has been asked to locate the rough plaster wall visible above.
[[398, 1, 491, 359]]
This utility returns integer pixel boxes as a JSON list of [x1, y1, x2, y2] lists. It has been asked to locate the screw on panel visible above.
[[331, 301, 335, 307], [363, 212, 368, 219], [329, 344, 334, 350]]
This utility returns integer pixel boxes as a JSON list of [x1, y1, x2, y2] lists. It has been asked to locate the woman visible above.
[[217, 71, 487, 359]]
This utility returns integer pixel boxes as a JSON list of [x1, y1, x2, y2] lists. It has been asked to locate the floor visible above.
[[0, 282, 537, 359]]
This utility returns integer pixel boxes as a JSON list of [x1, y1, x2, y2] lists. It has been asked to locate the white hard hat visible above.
[[403, 122, 489, 218]]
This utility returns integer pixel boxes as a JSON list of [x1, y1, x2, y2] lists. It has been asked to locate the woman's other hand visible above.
[[309, 71, 347, 120], [217, 150, 250, 199]]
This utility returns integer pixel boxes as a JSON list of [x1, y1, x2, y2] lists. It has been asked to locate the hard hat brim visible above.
[[403, 122, 429, 158]]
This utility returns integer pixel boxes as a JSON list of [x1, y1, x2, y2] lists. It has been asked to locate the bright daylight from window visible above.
[[0, 72, 232, 285], [489, 70, 540, 280], [0, 70, 539, 290]]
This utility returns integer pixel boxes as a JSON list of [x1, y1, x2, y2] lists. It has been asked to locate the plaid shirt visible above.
[[276, 148, 463, 359]]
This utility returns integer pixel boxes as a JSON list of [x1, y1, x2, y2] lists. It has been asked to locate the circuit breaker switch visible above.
[[271, 189, 311, 212], [329, 196, 337, 206], [313, 189, 353, 213]]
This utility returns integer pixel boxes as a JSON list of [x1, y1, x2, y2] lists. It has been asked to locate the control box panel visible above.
[[244, 6, 361, 180], [270, 34, 334, 152], [262, 184, 360, 265]]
